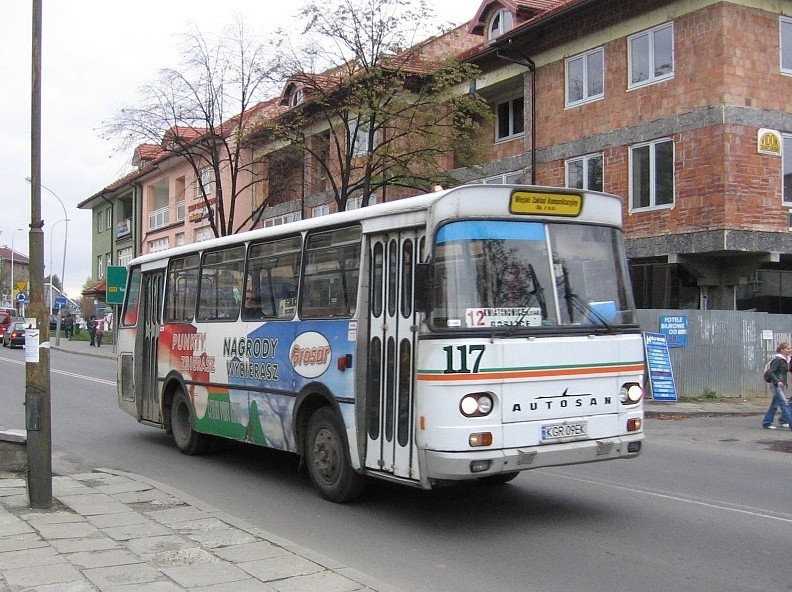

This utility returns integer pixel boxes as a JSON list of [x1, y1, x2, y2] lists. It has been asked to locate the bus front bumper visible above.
[[423, 434, 643, 482]]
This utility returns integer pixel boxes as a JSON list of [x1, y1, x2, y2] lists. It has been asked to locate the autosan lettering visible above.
[[512, 395, 612, 412], [290, 331, 332, 379]]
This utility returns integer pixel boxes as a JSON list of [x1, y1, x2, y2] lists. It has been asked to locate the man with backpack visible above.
[[761, 341, 792, 430]]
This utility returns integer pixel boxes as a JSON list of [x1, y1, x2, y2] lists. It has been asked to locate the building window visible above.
[[477, 170, 523, 184], [118, 247, 133, 267], [566, 153, 603, 191], [348, 118, 376, 157], [782, 17, 792, 74], [195, 227, 213, 242], [197, 167, 212, 198], [177, 200, 186, 222], [176, 232, 186, 247], [628, 22, 674, 88], [488, 8, 513, 40], [149, 238, 170, 253], [97, 212, 103, 233], [783, 134, 792, 203], [312, 204, 330, 218], [566, 48, 604, 106], [97, 255, 104, 279], [105, 209, 112, 230], [149, 206, 170, 231], [265, 212, 302, 227], [496, 96, 524, 141], [289, 88, 304, 107], [630, 138, 674, 210]]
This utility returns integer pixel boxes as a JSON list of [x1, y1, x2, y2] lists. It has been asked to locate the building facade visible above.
[[80, 0, 792, 313]]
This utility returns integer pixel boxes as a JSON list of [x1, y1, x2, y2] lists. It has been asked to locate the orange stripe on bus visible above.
[[416, 364, 645, 382]]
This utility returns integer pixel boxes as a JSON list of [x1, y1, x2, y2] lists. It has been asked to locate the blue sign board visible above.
[[644, 332, 678, 402], [54, 296, 68, 309], [659, 315, 688, 347], [16, 292, 28, 303]]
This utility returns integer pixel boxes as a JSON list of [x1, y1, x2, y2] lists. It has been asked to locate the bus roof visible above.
[[127, 184, 624, 268]]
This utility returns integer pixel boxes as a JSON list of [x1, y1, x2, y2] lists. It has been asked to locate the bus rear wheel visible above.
[[305, 407, 366, 503], [170, 389, 210, 455]]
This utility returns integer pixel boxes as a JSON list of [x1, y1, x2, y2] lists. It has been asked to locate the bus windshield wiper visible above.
[[562, 265, 615, 333]]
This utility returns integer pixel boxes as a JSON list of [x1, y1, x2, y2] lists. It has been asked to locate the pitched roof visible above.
[[81, 278, 106, 296], [0, 247, 29, 264]]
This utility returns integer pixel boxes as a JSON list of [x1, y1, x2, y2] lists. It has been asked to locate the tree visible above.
[[249, 0, 491, 211], [104, 20, 281, 236], [45, 274, 61, 292]]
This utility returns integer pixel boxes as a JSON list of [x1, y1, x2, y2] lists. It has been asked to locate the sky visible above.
[[0, 0, 477, 301]]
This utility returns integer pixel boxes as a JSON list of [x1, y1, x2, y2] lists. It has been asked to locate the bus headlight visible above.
[[619, 383, 643, 404], [460, 393, 494, 417]]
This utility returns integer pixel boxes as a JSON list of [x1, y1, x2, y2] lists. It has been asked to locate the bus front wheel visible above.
[[305, 407, 366, 503], [170, 389, 210, 455]]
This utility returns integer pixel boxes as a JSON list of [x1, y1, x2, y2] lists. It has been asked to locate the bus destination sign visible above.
[[510, 191, 582, 217]]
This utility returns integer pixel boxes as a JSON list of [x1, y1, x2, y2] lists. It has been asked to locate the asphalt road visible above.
[[1, 347, 790, 592]]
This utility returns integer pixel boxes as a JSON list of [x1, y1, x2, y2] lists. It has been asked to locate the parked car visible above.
[[0, 311, 12, 338], [2, 322, 25, 348]]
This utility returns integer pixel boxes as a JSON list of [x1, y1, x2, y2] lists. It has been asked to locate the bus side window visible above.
[[300, 226, 361, 318], [197, 247, 245, 321], [245, 236, 302, 321]]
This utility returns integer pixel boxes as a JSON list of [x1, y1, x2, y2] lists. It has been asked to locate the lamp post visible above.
[[48, 218, 67, 345], [10, 228, 23, 312], [24, 176, 68, 307]]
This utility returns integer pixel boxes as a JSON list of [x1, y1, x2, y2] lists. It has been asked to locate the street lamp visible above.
[[48, 218, 67, 311], [10, 228, 23, 312], [24, 177, 68, 306]]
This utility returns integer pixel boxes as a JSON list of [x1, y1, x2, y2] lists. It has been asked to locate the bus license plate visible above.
[[541, 421, 588, 442]]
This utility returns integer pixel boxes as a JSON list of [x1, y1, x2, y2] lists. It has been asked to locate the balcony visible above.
[[149, 206, 170, 230]]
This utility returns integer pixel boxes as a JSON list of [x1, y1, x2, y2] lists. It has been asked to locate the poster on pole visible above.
[[644, 332, 678, 401]]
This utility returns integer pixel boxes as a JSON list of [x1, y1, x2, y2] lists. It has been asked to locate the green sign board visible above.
[[106, 265, 128, 305]]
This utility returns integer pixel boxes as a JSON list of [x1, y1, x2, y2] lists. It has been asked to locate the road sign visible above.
[[17, 292, 28, 303], [55, 296, 68, 309], [106, 266, 128, 305]]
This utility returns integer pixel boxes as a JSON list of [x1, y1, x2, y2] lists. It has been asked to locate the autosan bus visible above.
[[117, 184, 645, 502]]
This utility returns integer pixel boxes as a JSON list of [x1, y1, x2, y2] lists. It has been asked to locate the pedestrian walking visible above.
[[63, 313, 74, 340], [95, 317, 105, 348], [88, 316, 97, 346], [761, 341, 792, 430]]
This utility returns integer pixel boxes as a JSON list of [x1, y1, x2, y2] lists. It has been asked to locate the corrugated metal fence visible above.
[[636, 309, 792, 399]]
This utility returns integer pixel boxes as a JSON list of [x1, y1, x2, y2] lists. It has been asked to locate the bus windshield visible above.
[[429, 220, 636, 330]]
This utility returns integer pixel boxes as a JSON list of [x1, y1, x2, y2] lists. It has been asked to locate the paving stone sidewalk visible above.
[[0, 469, 401, 592]]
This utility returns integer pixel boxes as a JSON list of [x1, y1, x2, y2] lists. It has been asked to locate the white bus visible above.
[[117, 185, 645, 502]]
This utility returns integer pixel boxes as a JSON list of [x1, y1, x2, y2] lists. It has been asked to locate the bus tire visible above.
[[305, 407, 366, 503], [477, 471, 520, 485], [170, 389, 210, 456]]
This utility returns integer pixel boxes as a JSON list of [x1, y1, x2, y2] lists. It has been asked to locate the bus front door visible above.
[[365, 232, 421, 481], [137, 271, 163, 424]]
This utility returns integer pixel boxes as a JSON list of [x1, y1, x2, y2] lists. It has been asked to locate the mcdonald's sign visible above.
[[757, 128, 782, 156]]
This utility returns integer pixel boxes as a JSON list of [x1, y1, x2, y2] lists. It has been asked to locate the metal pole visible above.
[[49, 219, 66, 345], [27, 0, 52, 509], [10, 228, 23, 310]]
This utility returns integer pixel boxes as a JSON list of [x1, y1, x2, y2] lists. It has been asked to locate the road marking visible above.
[[0, 354, 116, 386], [543, 469, 792, 524]]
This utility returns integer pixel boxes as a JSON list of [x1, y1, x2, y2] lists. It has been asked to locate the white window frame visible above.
[[629, 138, 675, 211], [105, 208, 112, 230], [265, 212, 302, 227], [117, 247, 133, 267], [476, 170, 523, 185], [488, 8, 514, 40], [566, 153, 604, 191], [97, 255, 104, 279], [176, 200, 186, 222], [495, 95, 524, 141], [781, 17, 792, 75], [312, 204, 331, 218], [148, 206, 170, 231], [197, 167, 212, 198], [289, 88, 304, 107], [348, 118, 377, 157], [783, 134, 792, 204], [628, 22, 674, 89], [566, 48, 604, 107], [97, 211, 103, 233], [148, 237, 170, 253]]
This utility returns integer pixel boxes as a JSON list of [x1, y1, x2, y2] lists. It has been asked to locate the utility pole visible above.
[[26, 0, 52, 508]]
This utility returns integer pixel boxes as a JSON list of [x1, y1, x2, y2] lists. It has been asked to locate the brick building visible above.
[[80, 0, 792, 312]]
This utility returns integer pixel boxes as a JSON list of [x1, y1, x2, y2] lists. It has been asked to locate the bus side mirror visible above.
[[415, 263, 433, 313]]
